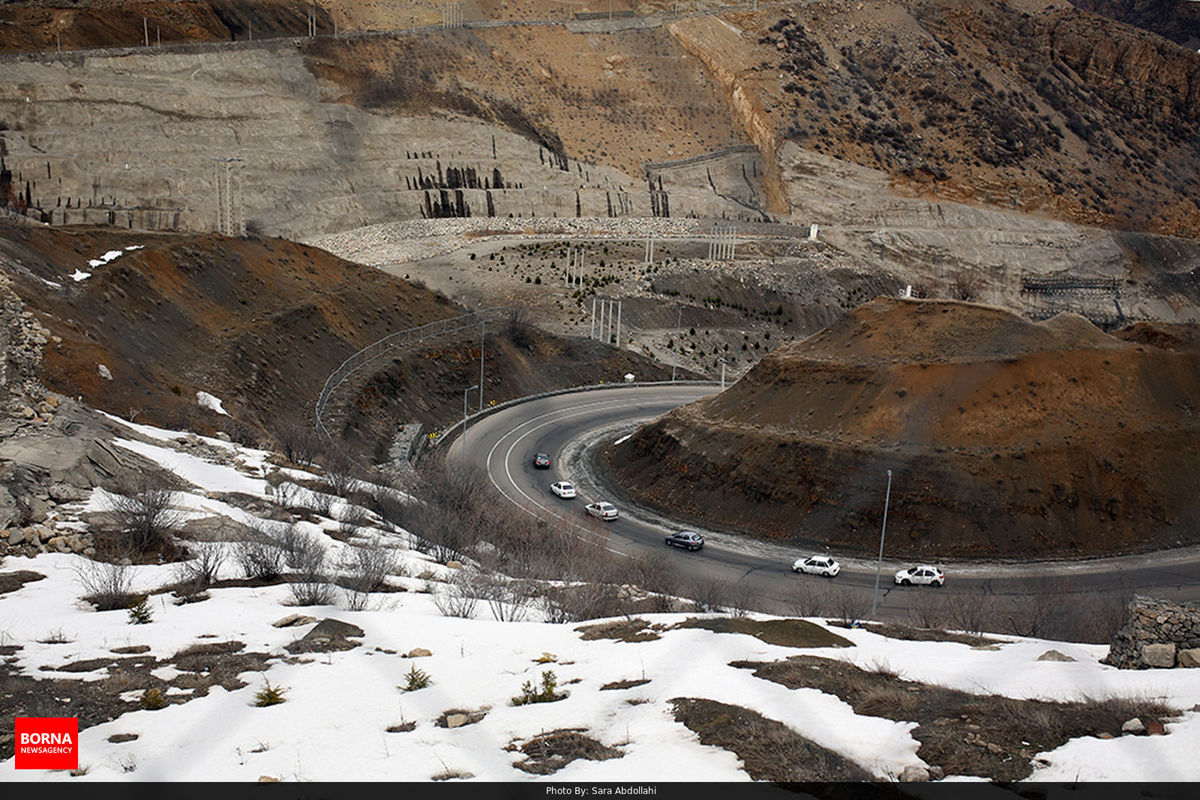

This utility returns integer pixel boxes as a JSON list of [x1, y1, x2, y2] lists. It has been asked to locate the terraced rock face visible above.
[[608, 297, 1200, 559]]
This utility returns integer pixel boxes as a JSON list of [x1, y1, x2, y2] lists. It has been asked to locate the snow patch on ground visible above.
[[196, 391, 228, 416]]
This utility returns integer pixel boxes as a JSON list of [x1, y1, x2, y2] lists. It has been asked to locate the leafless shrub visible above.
[[105, 475, 184, 554], [828, 585, 869, 627], [789, 579, 829, 618], [320, 446, 360, 499], [75, 559, 136, 611], [685, 576, 734, 614], [538, 582, 632, 623], [172, 541, 225, 602], [232, 529, 285, 582], [463, 572, 531, 622], [951, 270, 984, 301], [433, 573, 480, 618], [507, 308, 536, 348], [341, 541, 398, 611], [367, 483, 410, 531], [274, 417, 324, 466], [287, 531, 333, 606], [338, 505, 373, 539], [949, 588, 993, 636], [268, 477, 302, 510], [907, 589, 950, 629]]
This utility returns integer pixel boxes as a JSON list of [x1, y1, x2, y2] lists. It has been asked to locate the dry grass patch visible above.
[[600, 678, 650, 691], [507, 728, 623, 775], [670, 698, 872, 781], [856, 622, 1008, 648], [674, 617, 853, 649], [576, 618, 661, 643], [733, 655, 1176, 780]]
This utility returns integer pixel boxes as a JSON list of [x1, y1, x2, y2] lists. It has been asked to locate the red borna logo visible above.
[[15, 717, 78, 769]]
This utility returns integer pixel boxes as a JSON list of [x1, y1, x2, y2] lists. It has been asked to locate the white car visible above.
[[894, 565, 945, 587], [793, 555, 840, 577], [585, 501, 619, 521], [550, 481, 577, 499]]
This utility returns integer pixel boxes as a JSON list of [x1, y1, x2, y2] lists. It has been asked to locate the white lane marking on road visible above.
[[482, 391, 713, 554]]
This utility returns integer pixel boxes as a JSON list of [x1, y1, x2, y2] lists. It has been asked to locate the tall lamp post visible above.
[[873, 470, 892, 618], [462, 384, 479, 457]]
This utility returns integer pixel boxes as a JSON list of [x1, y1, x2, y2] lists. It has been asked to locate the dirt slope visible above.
[[608, 298, 1200, 559]]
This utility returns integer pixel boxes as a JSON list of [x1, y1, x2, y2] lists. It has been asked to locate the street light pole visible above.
[[479, 318, 485, 413], [462, 384, 479, 457], [870, 469, 893, 620], [671, 303, 682, 382]]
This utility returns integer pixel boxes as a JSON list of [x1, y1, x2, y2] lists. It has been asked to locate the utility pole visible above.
[[144, 17, 149, 47], [463, 384, 479, 457], [870, 469, 893, 620], [671, 303, 682, 381], [479, 318, 485, 412], [591, 297, 597, 340], [614, 300, 621, 347]]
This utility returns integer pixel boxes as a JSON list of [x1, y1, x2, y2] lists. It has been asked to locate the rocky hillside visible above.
[[1069, 0, 1200, 49], [1, 0, 1197, 240], [607, 297, 1200, 559], [0, 219, 685, 459]]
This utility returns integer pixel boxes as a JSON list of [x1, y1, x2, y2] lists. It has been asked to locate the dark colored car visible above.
[[533, 453, 551, 469], [665, 531, 704, 551]]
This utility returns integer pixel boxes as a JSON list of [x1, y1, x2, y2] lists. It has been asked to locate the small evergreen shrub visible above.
[[512, 670, 565, 706], [127, 596, 153, 625], [401, 664, 432, 692], [254, 679, 288, 707], [139, 688, 167, 710]]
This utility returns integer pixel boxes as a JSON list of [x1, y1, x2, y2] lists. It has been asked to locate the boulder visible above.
[[272, 614, 318, 628], [1121, 718, 1145, 735], [97, 364, 113, 381], [1178, 648, 1200, 668], [1146, 720, 1165, 736], [1142, 642, 1177, 668], [284, 618, 364, 653], [48, 483, 86, 502], [38, 526, 54, 543], [1037, 649, 1075, 662], [406, 648, 432, 658], [445, 560, 463, 570], [0, 486, 17, 529], [899, 765, 930, 782], [6, 528, 24, 546], [445, 714, 469, 729]]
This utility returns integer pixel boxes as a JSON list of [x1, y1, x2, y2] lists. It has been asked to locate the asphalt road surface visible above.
[[455, 384, 1200, 620]]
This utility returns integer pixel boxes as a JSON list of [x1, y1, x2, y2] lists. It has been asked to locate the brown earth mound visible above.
[[1, 219, 688, 458], [608, 298, 1200, 559]]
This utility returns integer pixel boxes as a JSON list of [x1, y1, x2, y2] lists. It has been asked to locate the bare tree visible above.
[[233, 534, 284, 582], [173, 541, 226, 601], [105, 474, 184, 554], [951, 269, 984, 302], [274, 416, 323, 466]]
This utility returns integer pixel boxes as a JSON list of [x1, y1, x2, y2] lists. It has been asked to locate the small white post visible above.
[[809, 223, 819, 241]]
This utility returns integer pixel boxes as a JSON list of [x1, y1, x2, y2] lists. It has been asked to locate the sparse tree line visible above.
[[71, 438, 1126, 643]]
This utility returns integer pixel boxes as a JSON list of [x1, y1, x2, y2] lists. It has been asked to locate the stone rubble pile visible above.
[[1103, 595, 1200, 669]]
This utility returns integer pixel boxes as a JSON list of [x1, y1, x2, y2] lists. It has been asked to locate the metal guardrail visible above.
[[427, 379, 723, 455], [314, 308, 512, 437]]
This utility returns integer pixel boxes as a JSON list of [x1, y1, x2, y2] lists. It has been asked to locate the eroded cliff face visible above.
[[1068, 0, 1200, 49], [607, 298, 1200, 559]]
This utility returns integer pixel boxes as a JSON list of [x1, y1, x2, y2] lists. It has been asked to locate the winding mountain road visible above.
[[453, 384, 1200, 619]]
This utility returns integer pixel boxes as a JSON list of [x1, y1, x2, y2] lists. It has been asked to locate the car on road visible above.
[[585, 501, 619, 521], [533, 453, 551, 469], [550, 481, 576, 499], [894, 565, 945, 587], [793, 555, 840, 577], [665, 531, 704, 551]]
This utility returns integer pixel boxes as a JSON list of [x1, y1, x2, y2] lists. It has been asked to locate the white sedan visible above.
[[585, 501, 619, 521], [550, 481, 577, 499], [792, 555, 840, 577], [894, 565, 945, 587]]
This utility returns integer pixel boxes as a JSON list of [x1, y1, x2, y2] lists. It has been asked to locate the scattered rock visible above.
[[445, 713, 469, 729], [284, 618, 364, 653], [37, 526, 54, 543], [1146, 720, 1165, 736], [1142, 642, 1177, 668], [445, 560, 463, 570], [406, 648, 432, 658], [386, 721, 417, 733], [110, 645, 151, 654], [257, 776, 280, 783], [6, 527, 24, 546], [899, 765, 930, 782], [107, 733, 138, 744], [216, 432, 232, 442], [1096, 732, 1114, 740], [437, 708, 487, 728], [1121, 718, 1145, 735], [20, 407, 34, 419], [1036, 649, 1076, 662], [928, 765, 944, 781], [1177, 649, 1200, 668], [272, 614, 317, 628]]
